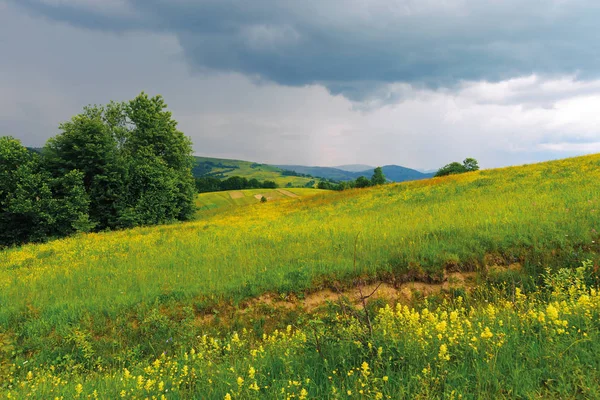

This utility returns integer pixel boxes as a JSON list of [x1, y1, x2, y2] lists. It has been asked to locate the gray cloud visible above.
[[10, 0, 600, 100], [2, 1, 600, 170]]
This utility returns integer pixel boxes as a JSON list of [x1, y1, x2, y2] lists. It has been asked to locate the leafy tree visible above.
[[463, 157, 480, 172], [435, 162, 466, 177], [262, 180, 278, 189], [43, 104, 124, 229], [196, 176, 222, 193], [221, 176, 248, 190], [0, 137, 91, 247], [434, 157, 480, 177], [43, 92, 196, 231], [371, 166, 386, 185], [354, 176, 371, 188], [123, 93, 196, 222], [248, 178, 261, 189]]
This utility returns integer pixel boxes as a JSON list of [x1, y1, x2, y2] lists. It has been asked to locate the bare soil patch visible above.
[[229, 191, 245, 199]]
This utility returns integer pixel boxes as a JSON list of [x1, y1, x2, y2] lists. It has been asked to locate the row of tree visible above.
[[195, 176, 278, 193], [0, 93, 196, 247], [317, 167, 386, 190], [434, 158, 479, 177]]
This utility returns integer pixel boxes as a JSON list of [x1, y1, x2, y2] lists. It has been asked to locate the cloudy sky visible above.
[[2, 0, 600, 170]]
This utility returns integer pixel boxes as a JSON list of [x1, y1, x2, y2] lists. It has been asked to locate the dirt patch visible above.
[[277, 189, 300, 198], [229, 191, 245, 199], [302, 272, 477, 312], [253, 194, 264, 200], [192, 271, 479, 328]]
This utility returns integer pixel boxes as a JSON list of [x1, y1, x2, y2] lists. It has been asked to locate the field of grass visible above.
[[195, 188, 325, 215], [2, 154, 600, 398], [194, 156, 319, 187], [4, 265, 600, 398]]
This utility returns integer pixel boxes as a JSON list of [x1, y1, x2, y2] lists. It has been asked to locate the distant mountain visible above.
[[275, 165, 358, 181], [334, 164, 375, 172], [276, 164, 434, 183], [193, 156, 434, 185], [379, 165, 435, 182]]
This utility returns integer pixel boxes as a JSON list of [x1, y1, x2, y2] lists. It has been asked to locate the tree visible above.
[[463, 157, 479, 172], [43, 92, 197, 231], [434, 158, 480, 177], [43, 104, 124, 229], [354, 176, 371, 188], [262, 180, 278, 189], [371, 167, 386, 185], [123, 93, 196, 222], [0, 137, 91, 247], [434, 162, 466, 177]]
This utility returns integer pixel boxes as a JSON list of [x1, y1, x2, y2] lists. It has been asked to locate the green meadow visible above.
[[2, 154, 600, 398], [194, 156, 319, 187]]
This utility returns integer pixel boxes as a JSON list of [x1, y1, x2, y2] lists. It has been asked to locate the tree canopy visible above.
[[435, 158, 480, 177], [0, 92, 196, 247]]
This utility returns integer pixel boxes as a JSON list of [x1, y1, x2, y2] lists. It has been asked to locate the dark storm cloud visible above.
[[11, 0, 600, 100]]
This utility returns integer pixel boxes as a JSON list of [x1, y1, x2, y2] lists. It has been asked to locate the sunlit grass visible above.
[[1, 153, 600, 397], [4, 264, 600, 399]]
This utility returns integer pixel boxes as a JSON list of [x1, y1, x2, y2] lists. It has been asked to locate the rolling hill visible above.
[[193, 156, 433, 186], [195, 188, 324, 215], [193, 156, 319, 187], [275, 163, 434, 182], [3, 153, 600, 398]]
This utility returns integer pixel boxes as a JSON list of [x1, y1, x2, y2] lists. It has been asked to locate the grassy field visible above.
[[2, 154, 600, 398], [194, 156, 319, 187], [195, 188, 324, 216]]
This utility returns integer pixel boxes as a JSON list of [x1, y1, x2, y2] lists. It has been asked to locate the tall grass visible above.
[[1, 154, 600, 387], [4, 263, 600, 399]]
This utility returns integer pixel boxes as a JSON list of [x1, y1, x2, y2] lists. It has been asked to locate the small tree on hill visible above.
[[462, 157, 479, 172], [354, 176, 371, 188], [435, 158, 480, 177], [371, 166, 386, 185]]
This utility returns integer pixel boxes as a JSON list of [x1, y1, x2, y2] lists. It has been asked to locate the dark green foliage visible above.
[[0, 137, 91, 247], [220, 176, 249, 191], [1, 92, 196, 246], [371, 166, 386, 185], [435, 158, 480, 177], [195, 176, 223, 193], [354, 176, 371, 188], [44, 92, 196, 230], [262, 180, 278, 189], [196, 176, 281, 193]]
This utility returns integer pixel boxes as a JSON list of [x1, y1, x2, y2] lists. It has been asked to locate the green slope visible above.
[[193, 156, 318, 187]]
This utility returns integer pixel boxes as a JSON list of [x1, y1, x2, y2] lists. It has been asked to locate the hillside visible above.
[[276, 163, 434, 182], [195, 188, 325, 215], [193, 155, 433, 185], [3, 154, 600, 398], [193, 156, 318, 187]]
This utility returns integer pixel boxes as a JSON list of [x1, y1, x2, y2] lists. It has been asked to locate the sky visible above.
[[2, 0, 600, 170]]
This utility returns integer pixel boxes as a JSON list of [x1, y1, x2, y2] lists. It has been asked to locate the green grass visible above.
[[194, 156, 319, 187], [195, 188, 325, 216], [2, 154, 600, 398]]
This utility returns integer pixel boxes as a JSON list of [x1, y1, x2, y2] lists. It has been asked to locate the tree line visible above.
[[0, 93, 196, 248], [317, 167, 386, 190], [434, 158, 479, 177], [195, 176, 278, 193]]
